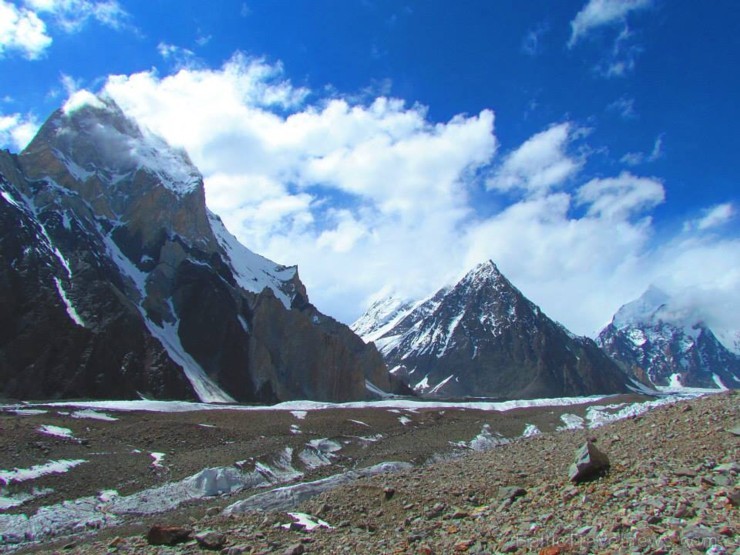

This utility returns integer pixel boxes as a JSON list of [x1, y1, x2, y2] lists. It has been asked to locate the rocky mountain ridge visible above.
[[597, 286, 740, 389], [0, 94, 394, 403], [352, 261, 634, 399]]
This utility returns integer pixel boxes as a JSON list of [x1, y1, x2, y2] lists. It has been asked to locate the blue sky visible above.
[[1, 0, 738, 344]]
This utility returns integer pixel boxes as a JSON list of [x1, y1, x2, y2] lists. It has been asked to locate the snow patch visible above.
[[521, 424, 541, 438], [70, 410, 118, 421], [558, 413, 585, 430], [209, 212, 296, 309], [348, 419, 370, 427], [224, 461, 412, 514], [15, 394, 612, 414], [282, 512, 332, 530], [466, 424, 509, 451], [0, 460, 86, 485], [398, 416, 412, 426], [53, 278, 85, 327], [0, 488, 53, 511], [291, 411, 307, 420], [150, 453, 166, 468], [429, 374, 455, 395], [712, 374, 728, 391], [37, 425, 75, 439]]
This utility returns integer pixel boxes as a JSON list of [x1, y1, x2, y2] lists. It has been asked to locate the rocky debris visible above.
[[11, 392, 740, 554], [567, 440, 610, 483], [146, 524, 191, 546], [194, 530, 226, 550]]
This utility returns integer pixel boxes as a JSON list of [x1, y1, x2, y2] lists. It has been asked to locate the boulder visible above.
[[146, 524, 191, 546], [568, 441, 610, 483]]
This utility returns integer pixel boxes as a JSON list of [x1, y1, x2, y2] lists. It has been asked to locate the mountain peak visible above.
[[22, 91, 202, 198], [611, 285, 671, 329], [598, 287, 739, 389], [354, 259, 631, 399]]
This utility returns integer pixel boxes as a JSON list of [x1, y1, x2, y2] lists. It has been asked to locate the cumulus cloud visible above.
[[92, 55, 738, 339], [0, 0, 129, 60], [568, 0, 652, 47], [23, 0, 129, 32], [0, 0, 52, 59], [0, 111, 40, 150], [577, 171, 664, 220], [683, 203, 735, 232], [487, 123, 582, 195]]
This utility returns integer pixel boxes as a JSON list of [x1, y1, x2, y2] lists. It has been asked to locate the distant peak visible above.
[[612, 286, 670, 329]]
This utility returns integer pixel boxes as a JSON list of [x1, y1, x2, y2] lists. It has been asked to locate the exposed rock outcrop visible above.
[[0, 95, 390, 403]]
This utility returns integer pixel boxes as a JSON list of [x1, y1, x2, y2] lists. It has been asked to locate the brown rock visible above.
[[568, 441, 610, 483], [195, 530, 226, 550], [146, 524, 191, 546], [283, 543, 305, 555]]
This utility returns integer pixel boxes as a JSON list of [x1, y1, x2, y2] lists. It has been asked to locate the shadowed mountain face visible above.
[[596, 287, 740, 389], [353, 261, 633, 400], [0, 96, 393, 403]]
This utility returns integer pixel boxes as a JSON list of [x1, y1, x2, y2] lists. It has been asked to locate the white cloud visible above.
[[577, 171, 664, 220], [569, 0, 652, 47], [0, 111, 39, 150], [487, 123, 581, 195], [92, 56, 738, 340], [157, 42, 198, 69], [608, 96, 636, 119], [683, 203, 735, 232], [620, 134, 664, 166], [23, 0, 128, 32], [0, 0, 52, 59]]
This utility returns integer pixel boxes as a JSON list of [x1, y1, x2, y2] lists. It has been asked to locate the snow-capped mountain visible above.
[[352, 261, 634, 399], [0, 95, 394, 403], [596, 286, 740, 389]]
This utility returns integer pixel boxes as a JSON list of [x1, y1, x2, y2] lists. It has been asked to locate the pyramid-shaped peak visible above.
[[22, 91, 201, 197], [457, 260, 508, 288]]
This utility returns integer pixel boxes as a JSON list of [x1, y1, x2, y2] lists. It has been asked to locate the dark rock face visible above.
[[0, 96, 389, 403], [353, 261, 632, 400], [596, 287, 740, 389]]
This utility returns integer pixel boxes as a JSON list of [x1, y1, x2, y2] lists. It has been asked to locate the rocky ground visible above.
[[1, 392, 738, 554]]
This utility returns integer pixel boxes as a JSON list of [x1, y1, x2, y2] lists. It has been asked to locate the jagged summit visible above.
[[0, 95, 393, 404], [597, 288, 739, 389], [353, 260, 632, 400]]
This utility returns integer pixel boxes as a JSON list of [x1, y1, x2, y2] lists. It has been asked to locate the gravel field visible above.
[[1, 392, 737, 554]]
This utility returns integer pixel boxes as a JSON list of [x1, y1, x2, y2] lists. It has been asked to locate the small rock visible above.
[[453, 539, 474, 551], [283, 543, 305, 555], [568, 441, 610, 483], [498, 486, 527, 502], [726, 489, 740, 507], [449, 508, 469, 519], [383, 487, 395, 500], [728, 425, 740, 436], [146, 524, 191, 546], [195, 530, 226, 550]]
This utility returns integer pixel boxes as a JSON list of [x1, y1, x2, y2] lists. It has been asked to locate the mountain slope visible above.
[[0, 95, 391, 403], [353, 261, 633, 399], [596, 286, 740, 389]]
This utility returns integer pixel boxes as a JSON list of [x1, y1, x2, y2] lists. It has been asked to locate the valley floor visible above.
[[0, 392, 737, 554]]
